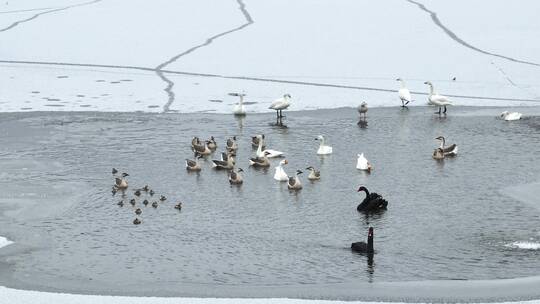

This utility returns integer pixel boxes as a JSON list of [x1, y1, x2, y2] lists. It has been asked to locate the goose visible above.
[[230, 93, 247, 116], [135, 208, 142, 215], [228, 168, 244, 184], [432, 147, 444, 160], [500, 111, 522, 121], [315, 135, 333, 155], [351, 227, 374, 254], [435, 136, 458, 156], [226, 136, 238, 155], [356, 186, 388, 212], [249, 151, 271, 167], [174, 202, 182, 210], [269, 94, 291, 118], [114, 177, 128, 190], [212, 153, 235, 170], [287, 170, 303, 190], [256, 135, 284, 158], [206, 136, 217, 150], [133, 218, 141, 225], [358, 102, 368, 119], [191, 137, 201, 148], [186, 153, 203, 171], [252, 134, 265, 149], [356, 153, 373, 172], [192, 141, 212, 155], [274, 159, 289, 181], [424, 81, 452, 114], [306, 166, 321, 180], [396, 78, 412, 107]]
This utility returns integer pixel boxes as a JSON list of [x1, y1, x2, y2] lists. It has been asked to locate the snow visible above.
[[505, 242, 540, 250], [0, 236, 13, 249]]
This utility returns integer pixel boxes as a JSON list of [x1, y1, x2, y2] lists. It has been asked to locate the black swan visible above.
[[351, 227, 374, 253], [356, 186, 388, 212]]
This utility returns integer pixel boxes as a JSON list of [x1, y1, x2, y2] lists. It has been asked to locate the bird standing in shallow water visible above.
[[269, 94, 291, 119], [351, 227, 374, 254]]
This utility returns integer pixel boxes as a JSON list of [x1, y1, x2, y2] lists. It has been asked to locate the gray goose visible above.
[[186, 153, 203, 171], [206, 136, 217, 150], [251, 134, 265, 149], [288, 170, 303, 190], [212, 153, 235, 170], [358, 102, 368, 119], [228, 168, 244, 184], [249, 151, 271, 167], [226, 136, 238, 155], [435, 136, 458, 156], [306, 166, 321, 180]]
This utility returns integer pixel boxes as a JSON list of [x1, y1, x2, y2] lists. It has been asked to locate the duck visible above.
[[192, 141, 212, 155], [212, 153, 235, 170], [435, 136, 458, 156], [174, 202, 182, 210], [269, 94, 291, 118], [306, 166, 321, 180], [351, 227, 374, 254], [249, 151, 271, 167], [288, 170, 303, 190], [424, 81, 452, 114], [133, 218, 141, 225], [432, 147, 445, 160], [252, 134, 265, 149], [315, 135, 333, 155], [186, 153, 204, 171], [396, 78, 412, 107], [160, 195, 167, 201], [149, 190, 155, 196], [358, 102, 368, 119], [134, 189, 141, 197], [114, 177, 128, 190], [228, 168, 244, 185], [226, 136, 238, 155], [142, 185, 150, 192], [273, 159, 289, 181], [143, 199, 149, 206], [500, 111, 522, 121], [152, 201, 158, 208], [356, 186, 388, 212], [129, 198, 136, 206], [135, 208, 142, 215], [206, 136, 217, 150], [356, 153, 373, 172], [256, 135, 284, 158], [117, 200, 124, 207], [230, 92, 247, 116]]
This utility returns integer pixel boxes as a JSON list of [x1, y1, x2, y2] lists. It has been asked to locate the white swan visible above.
[[424, 81, 452, 114], [273, 159, 289, 181], [396, 78, 412, 107], [356, 153, 372, 172], [269, 94, 291, 118], [500, 111, 522, 121], [230, 93, 246, 116], [315, 135, 332, 155], [256, 135, 284, 158]]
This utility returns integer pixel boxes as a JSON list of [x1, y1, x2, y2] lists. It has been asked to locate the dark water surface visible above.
[[0, 107, 539, 300]]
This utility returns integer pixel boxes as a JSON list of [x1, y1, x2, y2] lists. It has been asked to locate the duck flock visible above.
[[110, 78, 525, 256]]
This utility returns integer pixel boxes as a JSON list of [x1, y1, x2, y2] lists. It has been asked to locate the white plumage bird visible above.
[[269, 94, 291, 118], [424, 81, 452, 114], [396, 78, 412, 107], [229, 92, 246, 116], [500, 111, 522, 121]]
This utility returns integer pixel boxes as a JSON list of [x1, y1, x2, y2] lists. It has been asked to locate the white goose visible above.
[[230, 92, 246, 116], [315, 135, 332, 155], [424, 81, 452, 114], [269, 94, 291, 118], [500, 111, 522, 121], [356, 153, 372, 172], [273, 159, 289, 181], [256, 135, 284, 158], [396, 78, 412, 107]]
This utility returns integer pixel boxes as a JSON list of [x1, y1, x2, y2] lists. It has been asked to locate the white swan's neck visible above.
[[399, 79, 406, 88], [239, 95, 244, 106], [428, 84, 436, 95], [319, 137, 326, 147], [257, 140, 263, 156]]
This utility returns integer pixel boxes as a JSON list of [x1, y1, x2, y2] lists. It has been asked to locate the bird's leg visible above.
[[436, 107, 441, 115], [443, 106, 447, 114]]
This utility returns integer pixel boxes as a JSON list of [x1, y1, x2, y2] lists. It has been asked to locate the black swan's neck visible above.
[[368, 234, 374, 252], [360, 188, 370, 197]]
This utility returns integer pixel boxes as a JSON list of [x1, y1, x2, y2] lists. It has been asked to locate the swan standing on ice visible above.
[[315, 135, 333, 155], [274, 159, 289, 181], [358, 102, 368, 119], [269, 94, 291, 119], [396, 78, 412, 107], [500, 111, 522, 121], [230, 93, 246, 116], [424, 81, 452, 114], [356, 153, 372, 172], [256, 135, 284, 158]]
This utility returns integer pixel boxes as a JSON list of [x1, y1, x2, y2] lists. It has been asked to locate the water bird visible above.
[[424, 81, 452, 114], [142, 185, 150, 192], [129, 199, 136, 206], [230, 92, 247, 116], [114, 177, 128, 190], [288, 170, 303, 190], [228, 168, 244, 185], [269, 94, 291, 118], [315, 135, 333, 155], [226, 136, 238, 155], [256, 135, 284, 158], [500, 111, 522, 121], [134, 189, 141, 197], [143, 199, 149, 206], [249, 151, 271, 167], [274, 159, 289, 181], [186, 153, 203, 171], [160, 195, 167, 201], [356, 186, 388, 212], [306, 166, 321, 180], [152, 201, 158, 208], [133, 218, 141, 225], [121, 173, 129, 178], [192, 141, 212, 155], [396, 78, 412, 107], [112, 168, 118, 175], [135, 208, 142, 215], [351, 227, 374, 254], [112, 187, 117, 196], [206, 136, 217, 150], [432, 147, 445, 160], [212, 153, 235, 170], [358, 102, 368, 119], [149, 190, 155, 196], [191, 136, 201, 148], [435, 136, 458, 156], [252, 134, 265, 149], [174, 202, 182, 210], [117, 200, 124, 207], [356, 153, 372, 172]]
